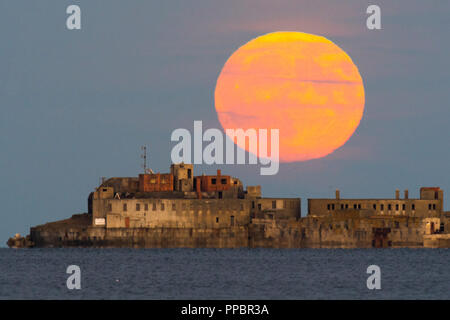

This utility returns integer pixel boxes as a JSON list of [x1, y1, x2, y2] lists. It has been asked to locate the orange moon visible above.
[[214, 31, 365, 162]]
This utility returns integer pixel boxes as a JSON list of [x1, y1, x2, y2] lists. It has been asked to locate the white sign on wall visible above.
[[94, 218, 106, 226]]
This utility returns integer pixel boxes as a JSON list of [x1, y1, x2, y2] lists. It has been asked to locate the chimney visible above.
[[395, 189, 400, 200], [404, 189, 409, 199], [217, 169, 221, 176], [196, 178, 202, 199], [335, 189, 340, 200]]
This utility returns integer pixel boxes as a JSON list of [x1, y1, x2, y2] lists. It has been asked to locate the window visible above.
[[373, 204, 376, 210], [172, 203, 176, 211], [272, 201, 276, 209], [332, 204, 335, 210], [161, 203, 165, 211], [252, 201, 255, 209], [345, 204, 349, 209], [388, 204, 392, 210], [412, 204, 415, 210], [341, 204, 344, 209], [395, 204, 399, 210], [123, 203, 127, 212], [187, 169, 192, 179], [402, 204, 405, 210], [216, 217, 219, 223], [136, 203, 140, 211], [153, 203, 156, 211], [258, 204, 262, 210], [395, 221, 400, 228], [221, 178, 227, 185], [428, 204, 432, 210], [144, 204, 148, 211], [103, 188, 108, 192], [381, 204, 384, 210], [433, 204, 436, 210], [327, 204, 331, 210], [358, 204, 361, 209], [212, 178, 217, 185], [353, 204, 357, 209]]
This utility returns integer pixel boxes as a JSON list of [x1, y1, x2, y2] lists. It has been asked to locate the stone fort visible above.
[[10, 163, 450, 248]]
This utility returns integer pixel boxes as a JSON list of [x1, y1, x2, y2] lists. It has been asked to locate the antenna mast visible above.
[[141, 145, 154, 174], [141, 145, 147, 174]]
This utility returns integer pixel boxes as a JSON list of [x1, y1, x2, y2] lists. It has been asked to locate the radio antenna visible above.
[[141, 146, 147, 174]]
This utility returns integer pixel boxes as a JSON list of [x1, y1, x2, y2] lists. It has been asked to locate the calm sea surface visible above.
[[0, 248, 449, 299]]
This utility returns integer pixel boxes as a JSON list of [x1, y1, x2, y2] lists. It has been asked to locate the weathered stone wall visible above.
[[104, 198, 252, 229], [308, 198, 442, 218], [250, 198, 301, 220], [249, 212, 427, 248], [30, 216, 249, 248], [26, 210, 448, 248]]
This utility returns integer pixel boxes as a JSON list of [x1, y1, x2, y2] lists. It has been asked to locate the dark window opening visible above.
[[428, 204, 432, 210], [103, 188, 108, 192], [358, 204, 361, 209], [381, 204, 384, 210], [252, 201, 255, 209], [402, 204, 405, 210], [136, 203, 140, 211], [395, 204, 399, 210], [388, 204, 392, 210], [332, 204, 335, 210], [353, 204, 357, 209], [218, 191, 223, 199], [258, 204, 262, 210], [412, 204, 415, 210], [216, 217, 219, 223], [373, 204, 376, 210], [341, 204, 344, 209], [433, 204, 436, 210], [221, 178, 227, 184], [327, 204, 331, 210], [187, 169, 192, 179], [212, 178, 217, 185]]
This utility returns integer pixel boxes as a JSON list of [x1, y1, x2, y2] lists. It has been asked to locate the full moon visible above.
[[214, 31, 365, 162]]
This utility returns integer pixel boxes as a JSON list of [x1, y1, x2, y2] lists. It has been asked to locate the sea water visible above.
[[0, 248, 448, 299]]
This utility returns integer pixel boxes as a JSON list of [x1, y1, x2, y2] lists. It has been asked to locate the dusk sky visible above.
[[1, 1, 449, 244]]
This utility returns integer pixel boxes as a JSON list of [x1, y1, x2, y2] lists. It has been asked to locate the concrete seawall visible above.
[[21, 212, 443, 248]]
